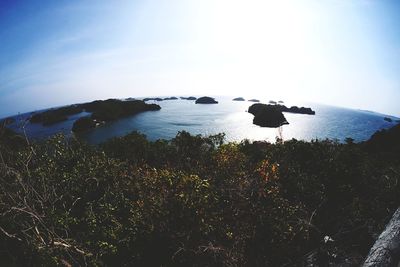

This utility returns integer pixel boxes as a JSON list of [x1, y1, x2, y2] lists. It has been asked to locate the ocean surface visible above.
[[6, 97, 398, 144]]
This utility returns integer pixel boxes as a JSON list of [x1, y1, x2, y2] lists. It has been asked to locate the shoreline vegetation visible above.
[[0, 120, 399, 266]]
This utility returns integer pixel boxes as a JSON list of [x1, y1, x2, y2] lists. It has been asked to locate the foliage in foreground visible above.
[[0, 126, 399, 266]]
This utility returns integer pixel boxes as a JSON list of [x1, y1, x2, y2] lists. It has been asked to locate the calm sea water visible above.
[[7, 97, 398, 144]]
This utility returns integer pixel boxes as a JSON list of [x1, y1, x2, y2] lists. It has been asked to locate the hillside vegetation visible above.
[[0, 124, 399, 266]]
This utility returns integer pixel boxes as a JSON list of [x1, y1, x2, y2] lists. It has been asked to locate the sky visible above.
[[0, 0, 399, 118]]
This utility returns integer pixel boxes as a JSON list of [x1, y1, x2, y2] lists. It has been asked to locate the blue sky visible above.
[[0, 0, 399, 118]]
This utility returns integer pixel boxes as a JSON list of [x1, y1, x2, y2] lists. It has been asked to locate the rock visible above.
[[278, 100, 284, 104], [269, 100, 277, 105], [164, 97, 178, 100], [248, 99, 260, 102], [195, 96, 218, 104], [248, 103, 289, 127], [233, 97, 245, 101]]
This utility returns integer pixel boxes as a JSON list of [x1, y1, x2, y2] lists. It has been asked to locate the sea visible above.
[[5, 96, 399, 145]]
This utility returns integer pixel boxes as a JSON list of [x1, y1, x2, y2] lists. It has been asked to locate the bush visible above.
[[0, 129, 399, 266]]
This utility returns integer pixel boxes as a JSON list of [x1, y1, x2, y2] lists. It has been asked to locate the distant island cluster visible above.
[[3, 95, 397, 135]]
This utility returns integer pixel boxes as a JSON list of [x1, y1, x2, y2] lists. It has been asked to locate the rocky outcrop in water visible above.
[[195, 97, 218, 104], [248, 103, 315, 127], [283, 105, 315, 115], [164, 97, 178, 100], [72, 116, 97, 132], [233, 97, 245, 101], [366, 123, 400, 154], [364, 207, 400, 267], [248, 99, 260, 102], [248, 103, 289, 127], [180, 96, 197, 100]]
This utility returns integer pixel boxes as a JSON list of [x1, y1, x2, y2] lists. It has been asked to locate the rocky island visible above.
[[163, 97, 178, 100], [248, 103, 316, 127], [233, 97, 245, 101], [0, 117, 15, 126], [143, 97, 163, 102], [279, 105, 316, 115], [72, 99, 161, 132], [30, 105, 84, 126], [248, 99, 260, 102], [180, 96, 197, 100], [72, 116, 98, 132], [248, 103, 289, 127], [29, 99, 161, 132], [195, 96, 218, 104]]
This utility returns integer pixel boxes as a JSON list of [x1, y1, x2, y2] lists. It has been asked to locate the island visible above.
[[248, 103, 289, 127], [248, 99, 260, 102], [278, 100, 284, 104], [163, 97, 178, 100], [30, 105, 84, 126], [195, 96, 218, 104], [269, 100, 277, 105], [72, 99, 161, 132], [143, 97, 163, 102], [233, 97, 245, 101], [0, 117, 15, 126], [1, 116, 400, 267], [180, 96, 197, 100], [384, 117, 393, 122]]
